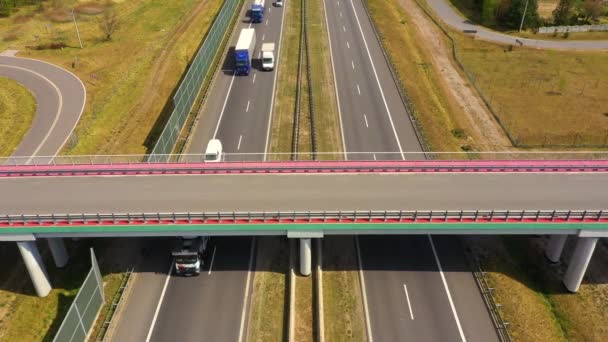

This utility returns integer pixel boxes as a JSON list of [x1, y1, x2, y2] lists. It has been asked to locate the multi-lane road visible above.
[[111, 1, 286, 340]]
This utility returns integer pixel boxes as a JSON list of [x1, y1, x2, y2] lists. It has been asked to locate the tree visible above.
[[495, 0, 540, 29], [582, 0, 603, 21], [553, 0, 574, 25], [98, 7, 119, 41]]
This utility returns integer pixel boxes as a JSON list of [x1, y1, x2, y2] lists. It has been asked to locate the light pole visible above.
[[519, 0, 530, 32], [70, 9, 83, 49]]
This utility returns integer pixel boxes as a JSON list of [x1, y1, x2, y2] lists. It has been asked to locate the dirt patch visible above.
[[75, 2, 107, 15], [45, 8, 71, 23], [399, 0, 512, 151]]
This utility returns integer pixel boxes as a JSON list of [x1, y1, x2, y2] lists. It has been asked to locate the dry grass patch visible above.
[[0, 77, 36, 156], [295, 270, 315, 341], [323, 236, 367, 342], [247, 237, 289, 342]]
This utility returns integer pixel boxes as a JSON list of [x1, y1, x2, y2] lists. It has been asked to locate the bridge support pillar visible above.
[[563, 237, 598, 293], [545, 235, 568, 263], [300, 238, 311, 276], [47, 238, 69, 268], [16, 241, 52, 297]]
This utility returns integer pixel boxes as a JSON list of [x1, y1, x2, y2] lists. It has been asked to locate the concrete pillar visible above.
[[563, 237, 598, 293], [545, 235, 568, 263], [300, 238, 311, 276], [16, 241, 52, 297], [47, 238, 69, 268]]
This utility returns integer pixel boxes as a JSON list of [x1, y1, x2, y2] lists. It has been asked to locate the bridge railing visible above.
[[2, 151, 608, 166], [1, 210, 606, 227]]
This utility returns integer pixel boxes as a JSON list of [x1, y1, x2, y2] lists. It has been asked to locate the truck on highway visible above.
[[251, 0, 265, 23], [204, 139, 223, 162], [261, 43, 275, 71], [235, 28, 256, 75], [172, 237, 209, 276]]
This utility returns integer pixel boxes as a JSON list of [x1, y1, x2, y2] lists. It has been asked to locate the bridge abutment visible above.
[[16, 241, 52, 297], [563, 237, 598, 292], [47, 238, 69, 268], [545, 235, 568, 263], [300, 238, 312, 276]]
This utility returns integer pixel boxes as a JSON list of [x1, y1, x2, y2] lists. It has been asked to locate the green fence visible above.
[[149, 0, 241, 160], [53, 249, 104, 342]]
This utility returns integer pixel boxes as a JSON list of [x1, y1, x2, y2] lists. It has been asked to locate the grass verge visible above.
[[0, 77, 36, 156], [247, 237, 289, 342], [295, 264, 315, 341], [322, 236, 367, 342], [0, 0, 223, 155], [0, 239, 129, 342]]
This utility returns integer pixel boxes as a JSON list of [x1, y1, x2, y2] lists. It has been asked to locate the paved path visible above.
[[0, 56, 86, 161], [426, 0, 608, 50]]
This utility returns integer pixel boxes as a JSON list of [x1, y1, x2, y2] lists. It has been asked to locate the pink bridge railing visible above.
[[1, 160, 608, 177]]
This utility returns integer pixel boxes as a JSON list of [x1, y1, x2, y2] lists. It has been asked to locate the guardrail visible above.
[[2, 210, 606, 227], [1, 159, 608, 177], [94, 267, 134, 342], [473, 259, 512, 342]]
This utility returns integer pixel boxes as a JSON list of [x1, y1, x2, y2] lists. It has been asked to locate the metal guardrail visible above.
[[95, 267, 134, 342], [2, 210, 606, 227]]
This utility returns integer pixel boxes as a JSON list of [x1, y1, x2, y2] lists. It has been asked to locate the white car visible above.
[[275, 0, 283, 6]]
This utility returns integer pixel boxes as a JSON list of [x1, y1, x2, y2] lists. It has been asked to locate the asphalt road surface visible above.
[[3, 172, 606, 214], [0, 56, 86, 160], [111, 1, 285, 340], [325, 0, 498, 340], [427, 0, 608, 50]]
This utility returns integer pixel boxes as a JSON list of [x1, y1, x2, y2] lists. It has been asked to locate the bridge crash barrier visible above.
[[53, 249, 104, 342], [149, 0, 241, 159]]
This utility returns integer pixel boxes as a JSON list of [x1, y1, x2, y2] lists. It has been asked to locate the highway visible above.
[[426, 0, 608, 50], [324, 0, 497, 340], [110, 1, 285, 340], [0, 56, 86, 160]]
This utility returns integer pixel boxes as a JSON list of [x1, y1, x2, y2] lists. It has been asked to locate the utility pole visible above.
[[519, 0, 530, 32], [70, 9, 83, 49]]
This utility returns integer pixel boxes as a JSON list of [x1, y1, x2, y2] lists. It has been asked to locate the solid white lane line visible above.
[[246, 100, 250, 112], [363, 114, 369, 128], [343, 25, 346, 32], [357, 84, 361, 95], [145, 260, 174, 342], [212, 73, 236, 139], [322, 0, 347, 158], [347, 41, 350, 49], [403, 284, 414, 320], [355, 237, 374, 342], [262, 33, 265, 41], [349, 0, 405, 159], [208, 245, 217, 275], [238, 238, 256, 342], [352, 60, 355, 69], [253, 73, 257, 84], [428, 235, 466, 341], [264, 0, 288, 159], [237, 135, 243, 151]]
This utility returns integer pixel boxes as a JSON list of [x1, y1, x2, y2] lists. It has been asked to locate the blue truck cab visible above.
[[235, 28, 256, 76], [251, 0, 265, 23]]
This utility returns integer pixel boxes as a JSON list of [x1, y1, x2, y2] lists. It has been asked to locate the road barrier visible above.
[[3, 210, 607, 228], [94, 268, 134, 342], [149, 0, 241, 159], [53, 249, 104, 342]]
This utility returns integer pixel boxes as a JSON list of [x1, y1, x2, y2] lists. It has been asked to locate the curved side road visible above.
[[426, 0, 608, 50], [0, 56, 86, 160]]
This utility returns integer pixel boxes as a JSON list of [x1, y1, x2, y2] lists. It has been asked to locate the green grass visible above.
[[247, 237, 289, 342], [0, 77, 36, 156], [0, 0, 223, 155], [453, 33, 608, 147], [322, 237, 367, 342]]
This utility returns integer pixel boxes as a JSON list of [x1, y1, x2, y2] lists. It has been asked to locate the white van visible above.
[[275, 0, 283, 7], [204, 139, 223, 162]]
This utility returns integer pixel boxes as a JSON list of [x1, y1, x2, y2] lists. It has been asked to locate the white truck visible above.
[[261, 43, 275, 71], [172, 237, 209, 276], [204, 139, 223, 162]]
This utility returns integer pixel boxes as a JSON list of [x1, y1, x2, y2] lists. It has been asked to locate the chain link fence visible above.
[[149, 0, 241, 159], [53, 249, 104, 342]]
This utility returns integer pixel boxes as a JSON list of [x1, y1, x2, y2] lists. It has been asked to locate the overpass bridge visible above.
[[2, 159, 607, 296]]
